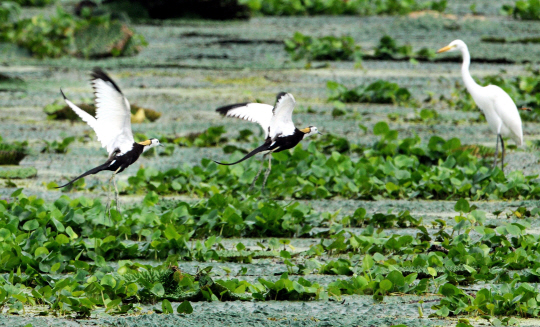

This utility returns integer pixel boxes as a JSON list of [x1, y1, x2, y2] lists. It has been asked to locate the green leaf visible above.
[[101, 275, 117, 288], [454, 199, 470, 213], [379, 279, 392, 291], [373, 122, 390, 135], [22, 219, 39, 231], [151, 283, 165, 297], [177, 300, 193, 314], [162, 299, 173, 314]]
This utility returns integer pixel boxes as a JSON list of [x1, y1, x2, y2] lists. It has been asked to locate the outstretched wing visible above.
[[486, 85, 523, 146], [216, 102, 274, 138], [90, 68, 135, 155], [270, 93, 296, 138]]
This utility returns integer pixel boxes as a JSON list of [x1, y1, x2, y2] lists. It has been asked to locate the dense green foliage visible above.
[[113, 122, 540, 201], [327, 80, 413, 105], [12, 0, 55, 6], [2, 189, 540, 318], [241, 0, 447, 16], [502, 0, 540, 20], [284, 33, 435, 63], [371, 35, 436, 61], [0, 136, 28, 166], [0, 7, 146, 58], [284, 32, 360, 61]]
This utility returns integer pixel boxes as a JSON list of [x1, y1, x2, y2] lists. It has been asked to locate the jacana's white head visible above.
[[139, 138, 163, 151], [300, 126, 322, 137], [437, 39, 468, 54]]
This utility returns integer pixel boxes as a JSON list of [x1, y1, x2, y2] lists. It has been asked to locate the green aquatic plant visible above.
[[242, 0, 446, 16], [121, 122, 540, 201], [371, 35, 436, 61], [327, 80, 413, 105], [0, 167, 37, 179], [284, 32, 360, 61], [0, 137, 28, 165], [12, 0, 55, 6], [41, 136, 75, 154], [502, 0, 540, 20], [1, 7, 146, 58]]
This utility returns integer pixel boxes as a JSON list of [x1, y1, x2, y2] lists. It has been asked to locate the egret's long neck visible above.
[[460, 46, 480, 94]]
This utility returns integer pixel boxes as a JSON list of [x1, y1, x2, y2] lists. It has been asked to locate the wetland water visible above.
[[2, 0, 540, 326]]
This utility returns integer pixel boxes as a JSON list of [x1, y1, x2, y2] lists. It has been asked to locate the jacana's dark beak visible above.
[[318, 132, 323, 135], [159, 144, 165, 147]]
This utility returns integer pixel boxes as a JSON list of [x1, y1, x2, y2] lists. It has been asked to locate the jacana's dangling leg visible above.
[[113, 173, 120, 212], [105, 172, 115, 220], [113, 167, 122, 213], [261, 154, 272, 191], [492, 134, 500, 169], [500, 134, 505, 171], [249, 154, 267, 191]]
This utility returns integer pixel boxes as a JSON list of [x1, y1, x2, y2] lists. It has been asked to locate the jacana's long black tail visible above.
[[213, 143, 270, 166], [56, 161, 111, 188]]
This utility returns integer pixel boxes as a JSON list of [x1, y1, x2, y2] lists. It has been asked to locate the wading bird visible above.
[[214, 92, 321, 191], [57, 68, 162, 206], [437, 40, 523, 170]]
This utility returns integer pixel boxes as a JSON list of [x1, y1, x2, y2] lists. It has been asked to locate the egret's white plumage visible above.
[[437, 39, 523, 168], [62, 69, 135, 156]]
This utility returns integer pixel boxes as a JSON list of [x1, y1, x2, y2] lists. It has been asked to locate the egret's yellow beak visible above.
[[437, 45, 454, 53]]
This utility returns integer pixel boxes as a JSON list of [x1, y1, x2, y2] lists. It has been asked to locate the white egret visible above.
[[437, 40, 523, 170]]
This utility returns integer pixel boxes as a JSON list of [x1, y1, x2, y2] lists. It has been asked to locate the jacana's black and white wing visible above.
[[216, 102, 274, 138], [270, 93, 296, 138], [62, 68, 134, 156]]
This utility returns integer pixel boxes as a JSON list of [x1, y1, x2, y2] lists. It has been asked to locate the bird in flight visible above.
[[437, 40, 523, 170], [214, 92, 321, 191], [57, 68, 163, 206]]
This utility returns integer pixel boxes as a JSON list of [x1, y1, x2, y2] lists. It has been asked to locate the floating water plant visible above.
[[284, 32, 360, 61], [45, 102, 161, 123], [0, 166, 37, 179], [327, 80, 413, 105], [1, 7, 146, 58], [0, 140, 27, 165]]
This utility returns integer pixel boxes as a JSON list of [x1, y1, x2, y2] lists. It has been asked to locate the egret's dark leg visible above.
[[249, 154, 266, 191], [500, 134, 505, 171], [492, 134, 500, 169], [261, 154, 272, 191]]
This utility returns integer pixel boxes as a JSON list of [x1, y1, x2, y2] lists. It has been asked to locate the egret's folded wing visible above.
[[61, 89, 97, 129], [91, 68, 135, 155], [216, 102, 274, 138], [487, 85, 523, 146], [271, 93, 296, 137]]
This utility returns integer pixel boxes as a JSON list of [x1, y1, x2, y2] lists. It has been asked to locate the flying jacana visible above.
[[214, 92, 321, 191], [57, 68, 163, 204]]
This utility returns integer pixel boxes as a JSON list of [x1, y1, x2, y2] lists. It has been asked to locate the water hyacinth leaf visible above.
[[162, 299, 173, 314], [454, 199, 470, 213], [379, 279, 392, 291], [177, 300, 193, 314], [101, 275, 117, 288], [151, 283, 165, 297], [22, 219, 39, 231]]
